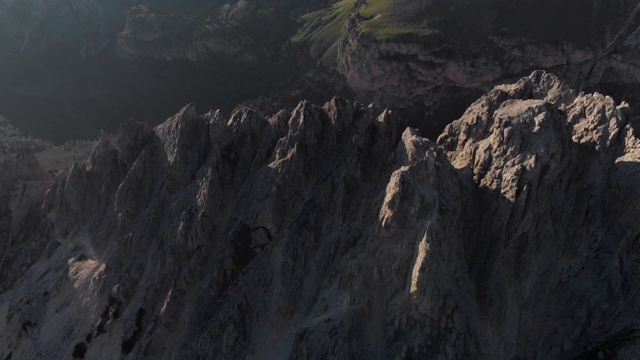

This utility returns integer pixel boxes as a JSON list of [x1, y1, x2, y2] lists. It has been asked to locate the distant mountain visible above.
[[295, 0, 640, 136], [6, 0, 640, 143], [0, 0, 343, 142]]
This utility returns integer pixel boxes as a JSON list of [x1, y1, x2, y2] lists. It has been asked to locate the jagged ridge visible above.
[[1, 72, 640, 359]]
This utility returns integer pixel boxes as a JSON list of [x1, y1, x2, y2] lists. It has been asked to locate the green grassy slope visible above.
[[292, 0, 637, 63], [292, 0, 437, 62], [291, 0, 358, 61], [357, 0, 435, 39]]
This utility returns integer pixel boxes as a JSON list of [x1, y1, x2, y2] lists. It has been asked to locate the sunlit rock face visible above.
[[2, 72, 640, 359], [334, 0, 640, 135]]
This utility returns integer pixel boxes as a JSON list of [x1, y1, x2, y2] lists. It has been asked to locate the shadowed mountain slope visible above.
[[1, 72, 640, 359]]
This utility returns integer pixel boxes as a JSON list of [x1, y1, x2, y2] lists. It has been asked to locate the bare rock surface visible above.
[[0, 116, 49, 158], [0, 117, 94, 295], [2, 72, 640, 359], [333, 0, 640, 135]]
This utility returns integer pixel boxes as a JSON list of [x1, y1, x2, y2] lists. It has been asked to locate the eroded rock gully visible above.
[[2, 71, 640, 359]]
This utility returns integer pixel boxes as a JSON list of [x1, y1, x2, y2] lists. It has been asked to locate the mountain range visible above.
[[3, 1, 640, 359]]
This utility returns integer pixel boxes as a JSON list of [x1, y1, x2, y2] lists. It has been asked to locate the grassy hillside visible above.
[[291, 0, 358, 61], [357, 0, 435, 39], [292, 0, 636, 63]]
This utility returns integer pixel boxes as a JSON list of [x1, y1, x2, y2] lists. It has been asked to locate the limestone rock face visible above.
[[335, 0, 640, 134], [2, 72, 640, 359], [438, 71, 640, 358], [0, 117, 94, 292]]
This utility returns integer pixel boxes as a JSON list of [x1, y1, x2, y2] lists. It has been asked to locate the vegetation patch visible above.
[[292, 0, 358, 61], [292, 0, 436, 61], [357, 0, 436, 40]]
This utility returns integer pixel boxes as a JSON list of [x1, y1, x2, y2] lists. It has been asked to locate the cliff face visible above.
[[0, 117, 93, 314], [333, 0, 640, 135], [1, 72, 640, 359]]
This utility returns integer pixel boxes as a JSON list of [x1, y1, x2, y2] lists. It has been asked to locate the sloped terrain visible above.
[[1, 72, 640, 359], [0, 118, 92, 315], [292, 0, 640, 137], [0, 0, 341, 142], [5, 0, 640, 145]]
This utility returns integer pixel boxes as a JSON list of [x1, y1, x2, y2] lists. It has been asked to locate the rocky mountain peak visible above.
[[2, 72, 640, 359]]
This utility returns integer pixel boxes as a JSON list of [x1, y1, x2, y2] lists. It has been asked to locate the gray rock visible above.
[[2, 72, 640, 359]]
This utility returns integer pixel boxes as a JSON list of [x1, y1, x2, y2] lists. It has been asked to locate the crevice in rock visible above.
[[566, 327, 640, 360], [249, 225, 273, 251], [72, 342, 87, 359], [231, 224, 258, 274], [121, 308, 145, 355], [20, 320, 35, 334], [221, 143, 239, 167], [96, 296, 121, 337]]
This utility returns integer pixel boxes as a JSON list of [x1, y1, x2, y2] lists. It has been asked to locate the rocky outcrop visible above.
[[335, 0, 640, 135], [0, 117, 94, 292], [2, 72, 640, 359], [438, 71, 640, 358]]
